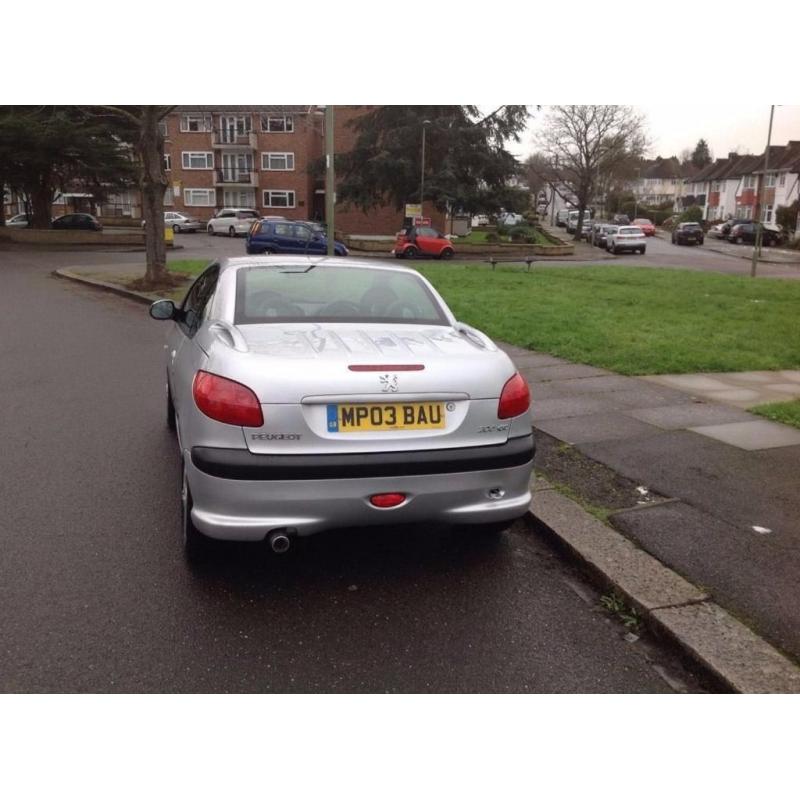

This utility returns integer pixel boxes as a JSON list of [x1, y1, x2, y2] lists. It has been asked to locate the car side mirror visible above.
[[149, 299, 177, 321], [313, 232, 323, 241]]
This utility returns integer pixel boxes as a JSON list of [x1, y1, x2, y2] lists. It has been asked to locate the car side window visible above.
[[292, 224, 311, 240], [274, 223, 293, 237], [180, 264, 220, 337]]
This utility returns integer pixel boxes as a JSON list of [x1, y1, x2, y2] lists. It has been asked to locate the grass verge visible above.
[[416, 263, 800, 375], [750, 400, 800, 430]]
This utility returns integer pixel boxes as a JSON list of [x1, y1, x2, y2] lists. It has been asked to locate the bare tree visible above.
[[93, 105, 177, 288], [536, 106, 648, 239]]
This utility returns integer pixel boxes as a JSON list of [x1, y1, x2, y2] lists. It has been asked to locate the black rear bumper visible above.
[[191, 434, 535, 481]]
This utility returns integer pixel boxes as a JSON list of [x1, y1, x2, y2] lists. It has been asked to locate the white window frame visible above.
[[164, 187, 174, 207], [778, 173, 786, 187], [184, 188, 216, 207], [223, 189, 256, 208], [261, 152, 295, 171], [180, 113, 212, 133], [763, 204, 773, 223], [744, 175, 756, 189], [181, 152, 214, 170], [260, 115, 294, 133], [765, 173, 777, 188], [163, 153, 172, 171], [263, 190, 296, 208]]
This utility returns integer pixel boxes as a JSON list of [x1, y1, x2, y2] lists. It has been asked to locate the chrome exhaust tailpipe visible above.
[[268, 530, 291, 554]]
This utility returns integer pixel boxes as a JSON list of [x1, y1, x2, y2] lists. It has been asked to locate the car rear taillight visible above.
[[192, 370, 263, 427], [498, 372, 531, 419]]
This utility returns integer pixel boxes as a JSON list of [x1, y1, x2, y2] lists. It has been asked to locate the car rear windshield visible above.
[[619, 227, 642, 235], [682, 223, 702, 230], [234, 265, 449, 326]]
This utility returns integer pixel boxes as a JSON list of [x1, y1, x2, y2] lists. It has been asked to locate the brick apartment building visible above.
[[100, 105, 445, 236]]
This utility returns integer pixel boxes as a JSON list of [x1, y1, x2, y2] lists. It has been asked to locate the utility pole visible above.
[[751, 105, 775, 278], [325, 105, 335, 256], [419, 119, 431, 215]]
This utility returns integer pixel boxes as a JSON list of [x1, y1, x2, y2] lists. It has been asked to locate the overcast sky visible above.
[[514, 105, 800, 162]]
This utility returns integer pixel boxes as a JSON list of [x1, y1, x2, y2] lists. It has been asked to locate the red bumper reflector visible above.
[[349, 364, 424, 372], [370, 493, 406, 508]]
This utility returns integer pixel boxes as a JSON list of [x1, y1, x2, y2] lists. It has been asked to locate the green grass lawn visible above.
[[750, 400, 800, 430], [169, 259, 210, 276], [415, 263, 800, 375]]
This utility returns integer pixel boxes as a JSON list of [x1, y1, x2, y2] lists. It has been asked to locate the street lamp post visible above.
[[751, 104, 775, 278], [419, 119, 431, 216]]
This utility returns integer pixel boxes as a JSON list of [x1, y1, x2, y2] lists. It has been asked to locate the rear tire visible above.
[[440, 247, 454, 260], [207, 225, 215, 236], [182, 467, 213, 563], [404, 246, 417, 259], [172, 224, 180, 233], [228, 226, 236, 237]]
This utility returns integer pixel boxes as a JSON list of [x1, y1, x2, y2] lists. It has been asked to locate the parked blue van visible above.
[[246, 219, 348, 256]]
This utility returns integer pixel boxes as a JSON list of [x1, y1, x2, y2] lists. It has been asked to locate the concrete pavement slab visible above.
[[764, 383, 800, 395], [519, 364, 613, 382], [612, 501, 800, 664], [645, 371, 800, 408], [625, 403, 754, 430], [697, 388, 765, 404], [651, 603, 800, 693], [547, 375, 644, 395], [591, 385, 693, 408], [689, 419, 800, 450], [645, 374, 736, 393], [530, 395, 620, 422], [534, 412, 662, 445]]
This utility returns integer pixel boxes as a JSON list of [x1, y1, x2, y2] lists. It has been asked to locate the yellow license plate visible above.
[[326, 402, 445, 432]]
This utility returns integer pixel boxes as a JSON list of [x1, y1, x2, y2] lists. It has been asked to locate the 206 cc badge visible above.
[[379, 374, 399, 393]]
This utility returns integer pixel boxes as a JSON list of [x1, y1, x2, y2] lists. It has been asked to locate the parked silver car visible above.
[[142, 211, 204, 233], [606, 225, 646, 254], [149, 257, 534, 560], [5, 213, 30, 227]]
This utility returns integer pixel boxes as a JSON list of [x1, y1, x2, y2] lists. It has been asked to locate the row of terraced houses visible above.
[[8, 105, 445, 236], [630, 143, 800, 224]]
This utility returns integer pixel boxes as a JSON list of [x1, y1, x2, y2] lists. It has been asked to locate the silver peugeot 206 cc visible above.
[[149, 256, 534, 560]]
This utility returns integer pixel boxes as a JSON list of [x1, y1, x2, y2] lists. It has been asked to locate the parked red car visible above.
[[393, 225, 455, 259], [632, 218, 655, 236]]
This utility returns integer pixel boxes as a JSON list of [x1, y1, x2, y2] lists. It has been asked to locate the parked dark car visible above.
[[672, 222, 705, 246], [727, 223, 783, 247], [711, 218, 750, 239], [246, 219, 348, 256], [52, 213, 103, 231], [612, 214, 630, 226]]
